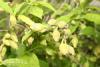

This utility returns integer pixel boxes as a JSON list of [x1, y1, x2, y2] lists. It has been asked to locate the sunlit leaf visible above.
[[46, 48, 56, 56], [1, 46, 6, 57], [30, 23, 47, 32], [0, 2, 13, 13], [13, 3, 25, 15], [18, 15, 34, 26], [36, 1, 56, 12], [29, 6, 43, 19], [22, 31, 33, 43], [84, 13, 100, 24], [3, 53, 40, 67], [80, 0, 92, 8]]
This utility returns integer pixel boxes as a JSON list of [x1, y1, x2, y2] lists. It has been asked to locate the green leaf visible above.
[[36, 1, 56, 12], [0, 2, 13, 13], [84, 13, 100, 24], [69, 21, 80, 33], [80, 26, 95, 36], [16, 3, 30, 15], [39, 60, 49, 67], [80, 0, 92, 8], [57, 8, 82, 22], [13, 3, 25, 15], [29, 6, 43, 19], [3, 53, 40, 67], [56, 15, 71, 23]]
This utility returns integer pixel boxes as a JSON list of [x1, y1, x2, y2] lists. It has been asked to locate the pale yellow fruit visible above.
[[67, 45, 75, 55], [28, 37, 34, 45], [48, 19, 56, 25], [57, 21, 66, 28], [3, 39, 10, 46], [9, 40, 18, 50], [3, 39, 18, 49], [10, 14, 17, 27], [11, 33, 18, 42], [64, 29, 71, 35], [71, 35, 78, 48], [4, 33, 11, 39], [59, 41, 75, 55], [59, 43, 68, 55], [52, 28, 60, 42]]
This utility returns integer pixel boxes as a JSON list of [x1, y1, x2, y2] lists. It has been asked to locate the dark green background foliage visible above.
[[0, 0, 100, 67]]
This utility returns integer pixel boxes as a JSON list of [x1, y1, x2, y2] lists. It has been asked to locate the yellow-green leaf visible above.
[[22, 31, 32, 43], [29, 6, 43, 19], [18, 15, 34, 26], [1, 46, 6, 57], [84, 13, 100, 24], [30, 23, 47, 32], [0, 2, 13, 13]]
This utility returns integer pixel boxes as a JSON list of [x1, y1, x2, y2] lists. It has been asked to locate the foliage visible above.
[[0, 0, 100, 67]]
